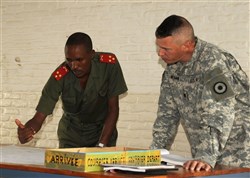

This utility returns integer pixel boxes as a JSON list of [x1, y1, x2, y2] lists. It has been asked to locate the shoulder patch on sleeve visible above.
[[52, 65, 69, 81], [100, 53, 116, 64], [205, 68, 235, 101]]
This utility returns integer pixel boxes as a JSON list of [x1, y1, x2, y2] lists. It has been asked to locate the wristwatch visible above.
[[96, 143, 105, 148]]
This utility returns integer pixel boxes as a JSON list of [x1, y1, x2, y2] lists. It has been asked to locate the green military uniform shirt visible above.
[[36, 52, 128, 148]]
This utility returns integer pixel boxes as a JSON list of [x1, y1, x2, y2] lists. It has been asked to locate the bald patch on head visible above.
[[172, 24, 194, 45]]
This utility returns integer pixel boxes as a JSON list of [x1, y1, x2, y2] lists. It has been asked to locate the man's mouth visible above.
[[73, 70, 82, 76]]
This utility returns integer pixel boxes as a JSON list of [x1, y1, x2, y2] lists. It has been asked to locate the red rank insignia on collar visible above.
[[53, 66, 69, 80], [100, 53, 116, 64]]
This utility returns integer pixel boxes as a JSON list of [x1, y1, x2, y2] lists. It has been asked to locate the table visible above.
[[1, 145, 249, 178], [1, 163, 249, 178]]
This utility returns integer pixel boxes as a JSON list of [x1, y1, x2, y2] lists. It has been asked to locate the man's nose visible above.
[[157, 48, 165, 57], [70, 61, 78, 70]]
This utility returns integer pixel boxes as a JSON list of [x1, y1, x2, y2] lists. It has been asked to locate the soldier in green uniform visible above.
[[15, 32, 128, 148], [150, 15, 250, 171]]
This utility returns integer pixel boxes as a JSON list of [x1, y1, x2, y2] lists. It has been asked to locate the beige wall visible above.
[[1, 1, 249, 157]]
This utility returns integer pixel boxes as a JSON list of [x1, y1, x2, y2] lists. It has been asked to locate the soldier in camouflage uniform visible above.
[[15, 32, 128, 148], [150, 15, 250, 171]]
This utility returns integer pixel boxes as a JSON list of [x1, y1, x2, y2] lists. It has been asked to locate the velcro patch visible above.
[[205, 68, 235, 101]]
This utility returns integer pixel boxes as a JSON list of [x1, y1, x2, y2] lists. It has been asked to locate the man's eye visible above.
[[162, 48, 169, 51], [65, 58, 83, 63]]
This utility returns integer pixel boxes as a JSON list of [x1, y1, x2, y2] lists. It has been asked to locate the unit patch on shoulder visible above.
[[213, 82, 227, 94], [100, 53, 116, 64], [53, 66, 69, 81], [205, 68, 235, 101]]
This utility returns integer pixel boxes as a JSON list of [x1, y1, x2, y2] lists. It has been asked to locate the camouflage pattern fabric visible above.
[[150, 38, 250, 168]]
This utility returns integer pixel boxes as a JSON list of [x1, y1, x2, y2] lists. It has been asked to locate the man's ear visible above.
[[182, 40, 194, 52], [181, 42, 189, 52], [90, 49, 95, 58]]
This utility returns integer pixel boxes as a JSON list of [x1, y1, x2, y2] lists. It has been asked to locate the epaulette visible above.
[[100, 53, 116, 64], [52, 65, 69, 81]]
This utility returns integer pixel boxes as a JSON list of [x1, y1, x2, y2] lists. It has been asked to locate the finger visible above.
[[18, 135, 27, 144], [15, 119, 25, 129], [195, 162, 204, 171], [203, 164, 212, 171], [18, 135, 33, 144], [109, 169, 116, 173], [190, 161, 198, 171], [183, 161, 192, 170], [26, 135, 34, 142]]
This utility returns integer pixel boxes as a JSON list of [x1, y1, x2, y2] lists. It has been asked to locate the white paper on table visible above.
[[0, 145, 45, 165]]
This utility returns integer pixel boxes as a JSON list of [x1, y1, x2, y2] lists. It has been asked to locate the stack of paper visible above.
[[159, 149, 192, 166], [102, 163, 177, 173], [101, 149, 192, 173], [0, 145, 45, 165]]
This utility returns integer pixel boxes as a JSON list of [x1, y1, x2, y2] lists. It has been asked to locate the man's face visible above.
[[156, 36, 184, 64], [65, 44, 94, 78]]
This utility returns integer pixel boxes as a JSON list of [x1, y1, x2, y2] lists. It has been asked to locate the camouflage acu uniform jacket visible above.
[[150, 38, 250, 168]]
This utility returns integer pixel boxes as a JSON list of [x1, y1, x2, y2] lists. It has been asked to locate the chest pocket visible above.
[[96, 82, 108, 110], [61, 96, 78, 113], [81, 81, 108, 115], [61, 79, 81, 113], [170, 74, 203, 106], [98, 82, 108, 97]]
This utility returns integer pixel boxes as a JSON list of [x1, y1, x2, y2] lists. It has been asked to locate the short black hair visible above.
[[65, 32, 93, 52], [155, 15, 193, 38]]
